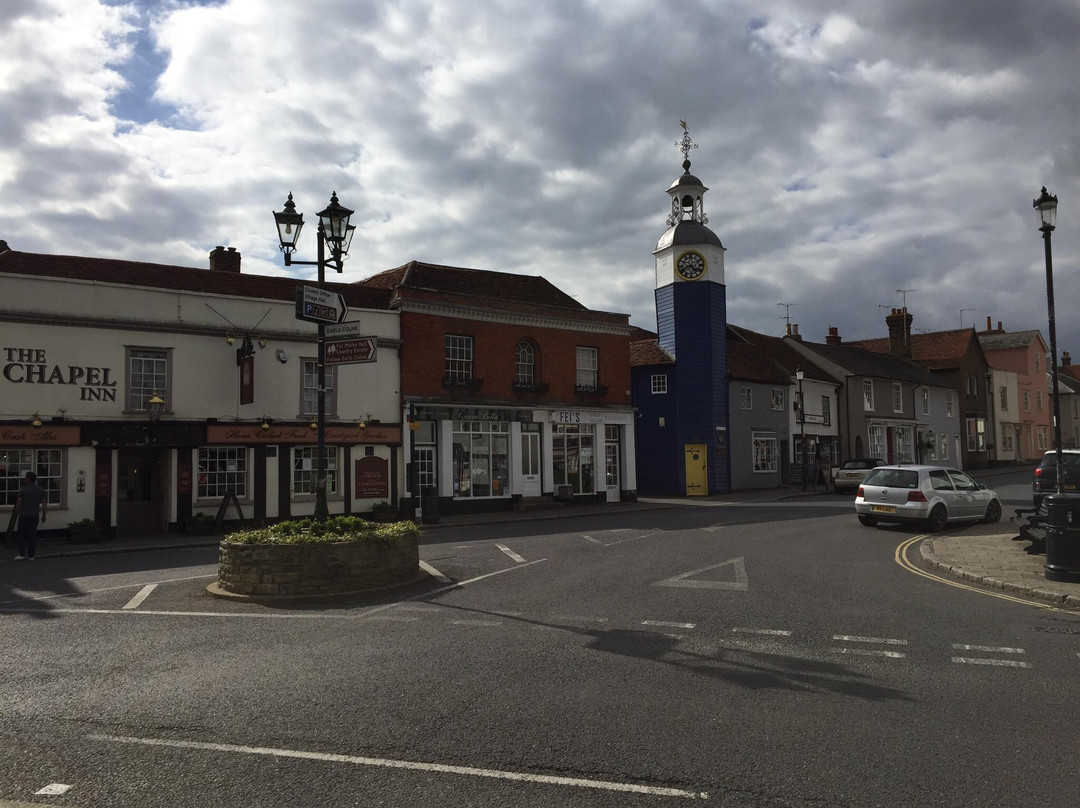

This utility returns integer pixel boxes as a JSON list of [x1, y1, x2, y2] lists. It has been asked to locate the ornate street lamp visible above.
[[273, 192, 354, 520], [146, 390, 166, 423], [795, 369, 807, 491], [1034, 187, 1062, 491]]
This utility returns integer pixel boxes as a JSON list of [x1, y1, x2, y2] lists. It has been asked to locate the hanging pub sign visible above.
[[239, 354, 254, 405]]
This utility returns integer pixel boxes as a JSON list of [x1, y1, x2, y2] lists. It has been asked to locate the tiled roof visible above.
[[0, 249, 393, 309], [852, 328, 977, 369], [978, 329, 1045, 351], [629, 339, 674, 367], [727, 341, 790, 384], [727, 324, 832, 383]]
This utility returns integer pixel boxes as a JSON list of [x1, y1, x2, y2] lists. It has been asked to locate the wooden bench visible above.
[[1012, 503, 1047, 554]]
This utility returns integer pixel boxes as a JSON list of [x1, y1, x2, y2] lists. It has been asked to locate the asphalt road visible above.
[[2, 473, 1078, 807]]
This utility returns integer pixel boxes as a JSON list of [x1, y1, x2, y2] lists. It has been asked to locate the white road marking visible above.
[[601, 529, 663, 547], [450, 619, 503, 627], [952, 657, 1032, 668], [35, 783, 72, 796], [551, 614, 610, 623], [831, 648, 906, 659], [702, 525, 726, 533], [732, 627, 792, 636], [831, 635, 908, 645], [642, 620, 695, 629], [496, 544, 527, 563], [0, 572, 216, 606], [88, 734, 707, 799], [363, 615, 419, 623], [121, 584, 158, 610], [653, 558, 749, 591], [583, 535, 604, 545], [418, 560, 451, 583], [951, 644, 1025, 654]]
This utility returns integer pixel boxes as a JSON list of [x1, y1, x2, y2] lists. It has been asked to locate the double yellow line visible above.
[[894, 535, 1062, 611]]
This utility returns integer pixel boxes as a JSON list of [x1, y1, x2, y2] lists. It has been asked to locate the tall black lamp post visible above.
[[1034, 187, 1062, 489], [273, 192, 355, 520], [796, 368, 806, 491]]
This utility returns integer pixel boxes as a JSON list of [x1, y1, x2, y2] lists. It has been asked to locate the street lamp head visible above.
[[273, 193, 305, 262], [318, 191, 354, 248], [1034, 186, 1058, 232], [796, 368, 805, 381], [146, 390, 166, 423]]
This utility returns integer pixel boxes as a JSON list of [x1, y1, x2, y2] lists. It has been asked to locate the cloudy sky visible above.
[[2, 0, 1078, 354]]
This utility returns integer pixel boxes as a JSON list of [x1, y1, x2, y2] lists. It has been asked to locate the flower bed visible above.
[[211, 517, 422, 599]]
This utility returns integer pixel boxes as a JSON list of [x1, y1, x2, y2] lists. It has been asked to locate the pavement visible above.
[[10, 475, 1080, 611]]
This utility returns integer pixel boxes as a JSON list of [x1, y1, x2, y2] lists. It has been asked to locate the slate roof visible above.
[[852, 328, 979, 370], [629, 340, 674, 367], [0, 248, 392, 310], [792, 340, 943, 386], [977, 329, 1045, 351]]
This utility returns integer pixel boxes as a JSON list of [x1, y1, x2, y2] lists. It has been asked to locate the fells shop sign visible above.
[[3, 347, 118, 402]]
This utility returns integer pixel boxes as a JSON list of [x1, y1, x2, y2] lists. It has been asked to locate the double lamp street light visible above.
[[273, 192, 355, 520]]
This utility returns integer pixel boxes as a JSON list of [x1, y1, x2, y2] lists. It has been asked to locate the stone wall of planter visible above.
[[217, 537, 419, 597]]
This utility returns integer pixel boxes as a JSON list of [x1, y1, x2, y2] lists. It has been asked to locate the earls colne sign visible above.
[[3, 347, 118, 402]]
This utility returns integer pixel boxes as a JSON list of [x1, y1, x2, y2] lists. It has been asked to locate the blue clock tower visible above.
[[635, 125, 730, 494]]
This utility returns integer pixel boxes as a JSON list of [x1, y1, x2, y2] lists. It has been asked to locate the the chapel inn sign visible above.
[[3, 347, 118, 402]]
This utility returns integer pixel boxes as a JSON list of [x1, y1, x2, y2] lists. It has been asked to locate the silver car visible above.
[[855, 465, 1002, 532]]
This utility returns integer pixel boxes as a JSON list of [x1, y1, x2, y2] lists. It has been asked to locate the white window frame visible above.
[[946, 390, 954, 418], [445, 334, 474, 382], [868, 424, 886, 459], [892, 382, 903, 414], [966, 417, 987, 452], [197, 446, 248, 500], [576, 346, 599, 390], [126, 347, 171, 412], [821, 396, 831, 426], [1, 448, 64, 508], [651, 374, 668, 395], [1037, 425, 1049, 451], [740, 387, 753, 411], [1023, 391, 1031, 412], [514, 340, 535, 386], [1000, 386, 1008, 411], [1036, 390, 1043, 411], [300, 359, 337, 417], [863, 380, 874, 412], [770, 388, 784, 411], [291, 446, 340, 497], [921, 388, 930, 416]]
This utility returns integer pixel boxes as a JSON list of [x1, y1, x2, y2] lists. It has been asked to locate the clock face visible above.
[[676, 251, 706, 281]]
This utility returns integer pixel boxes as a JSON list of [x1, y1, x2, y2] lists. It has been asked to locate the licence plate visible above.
[[871, 505, 895, 514]]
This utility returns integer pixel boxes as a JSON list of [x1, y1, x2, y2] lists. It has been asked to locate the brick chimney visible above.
[[886, 307, 913, 357], [825, 326, 842, 346], [209, 246, 241, 273], [787, 323, 803, 342], [1063, 351, 1072, 367]]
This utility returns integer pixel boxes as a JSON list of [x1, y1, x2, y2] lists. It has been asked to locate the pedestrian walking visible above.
[[14, 472, 47, 560]]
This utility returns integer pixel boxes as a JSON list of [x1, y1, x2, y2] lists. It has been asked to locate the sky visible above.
[[2, 0, 1078, 355]]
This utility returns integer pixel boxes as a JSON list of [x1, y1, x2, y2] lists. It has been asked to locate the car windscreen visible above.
[[843, 460, 871, 469], [862, 468, 919, 489]]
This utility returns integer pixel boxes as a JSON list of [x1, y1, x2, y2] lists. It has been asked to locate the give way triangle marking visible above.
[[652, 557, 749, 590]]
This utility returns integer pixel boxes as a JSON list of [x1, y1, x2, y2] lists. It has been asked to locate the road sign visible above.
[[295, 285, 348, 324], [324, 321, 363, 340], [325, 336, 377, 365]]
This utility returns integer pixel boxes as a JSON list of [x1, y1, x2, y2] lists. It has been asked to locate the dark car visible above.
[[833, 458, 887, 494], [1032, 449, 1080, 507]]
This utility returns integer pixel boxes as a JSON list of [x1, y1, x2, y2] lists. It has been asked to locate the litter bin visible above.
[[1044, 493, 1080, 583], [421, 492, 440, 525]]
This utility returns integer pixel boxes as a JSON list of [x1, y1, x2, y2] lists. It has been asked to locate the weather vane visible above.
[[676, 120, 698, 161]]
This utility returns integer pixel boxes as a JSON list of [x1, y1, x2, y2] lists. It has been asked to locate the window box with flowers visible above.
[[186, 512, 216, 536], [67, 518, 100, 544]]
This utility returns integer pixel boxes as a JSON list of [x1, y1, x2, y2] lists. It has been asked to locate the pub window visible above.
[[300, 359, 337, 417], [0, 448, 64, 508], [197, 447, 248, 499], [126, 347, 171, 412], [292, 446, 340, 496]]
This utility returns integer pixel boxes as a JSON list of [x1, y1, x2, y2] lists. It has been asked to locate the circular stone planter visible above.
[[210, 535, 420, 599]]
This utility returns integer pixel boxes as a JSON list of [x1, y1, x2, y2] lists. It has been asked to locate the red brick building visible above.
[[357, 261, 636, 516]]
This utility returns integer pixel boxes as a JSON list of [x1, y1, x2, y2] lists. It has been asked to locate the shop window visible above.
[[0, 448, 64, 508], [197, 447, 247, 499], [452, 420, 509, 498], [552, 423, 596, 495], [300, 360, 336, 416], [126, 347, 170, 412], [291, 446, 339, 496], [752, 432, 777, 472]]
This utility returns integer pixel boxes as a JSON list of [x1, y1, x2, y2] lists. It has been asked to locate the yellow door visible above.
[[684, 444, 708, 496]]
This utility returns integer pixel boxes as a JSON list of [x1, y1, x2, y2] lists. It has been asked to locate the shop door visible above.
[[604, 441, 620, 501], [520, 432, 541, 497], [684, 444, 707, 496], [117, 448, 165, 537]]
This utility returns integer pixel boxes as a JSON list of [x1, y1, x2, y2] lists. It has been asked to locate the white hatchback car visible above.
[[855, 465, 1002, 532]]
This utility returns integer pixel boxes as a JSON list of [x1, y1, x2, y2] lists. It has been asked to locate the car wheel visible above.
[[858, 515, 877, 527], [926, 504, 947, 533], [984, 499, 1002, 524]]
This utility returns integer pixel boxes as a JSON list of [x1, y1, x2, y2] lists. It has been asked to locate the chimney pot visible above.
[[997, 321, 1003, 331], [826, 326, 842, 346], [1063, 351, 1072, 367]]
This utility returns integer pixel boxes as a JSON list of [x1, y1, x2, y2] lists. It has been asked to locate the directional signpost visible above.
[[295, 285, 348, 325], [324, 322, 377, 365]]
